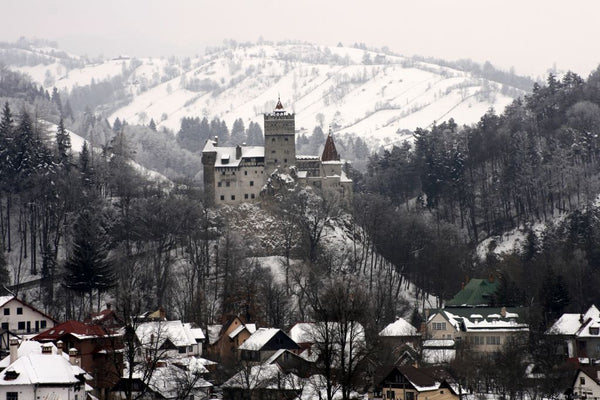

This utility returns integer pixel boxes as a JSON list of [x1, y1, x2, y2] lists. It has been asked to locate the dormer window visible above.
[[590, 327, 599, 335]]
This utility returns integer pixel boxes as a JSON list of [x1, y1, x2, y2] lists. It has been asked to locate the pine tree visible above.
[[64, 207, 115, 310], [148, 118, 157, 132], [56, 117, 72, 168]]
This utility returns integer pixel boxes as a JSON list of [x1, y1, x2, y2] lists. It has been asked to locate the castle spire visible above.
[[321, 127, 340, 161], [275, 96, 284, 111]]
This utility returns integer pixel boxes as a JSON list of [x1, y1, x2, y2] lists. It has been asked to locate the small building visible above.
[[238, 328, 301, 363], [207, 315, 256, 362], [0, 340, 89, 400], [135, 320, 203, 360], [32, 320, 123, 399], [445, 276, 499, 307], [221, 364, 303, 400], [0, 296, 56, 349], [547, 304, 600, 361], [570, 366, 600, 400], [372, 365, 459, 400], [378, 317, 421, 351]]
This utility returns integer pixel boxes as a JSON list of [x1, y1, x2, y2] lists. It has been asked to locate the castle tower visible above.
[[264, 97, 295, 175], [321, 128, 340, 161], [201, 138, 218, 206]]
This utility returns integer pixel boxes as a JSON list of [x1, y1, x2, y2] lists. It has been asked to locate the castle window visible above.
[[271, 150, 276, 154], [285, 137, 289, 141], [244, 171, 247, 175], [272, 138, 275, 142], [220, 195, 224, 201], [231, 195, 235, 200], [218, 182, 222, 187], [251, 194, 255, 199], [250, 181, 254, 186], [226, 182, 230, 187], [245, 194, 248, 199], [284, 159, 288, 163]]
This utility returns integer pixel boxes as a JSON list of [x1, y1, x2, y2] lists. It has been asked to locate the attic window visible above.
[[4, 370, 19, 380], [590, 327, 599, 335]]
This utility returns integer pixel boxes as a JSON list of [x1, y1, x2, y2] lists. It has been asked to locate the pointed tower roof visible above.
[[275, 96, 284, 110], [321, 128, 340, 161]]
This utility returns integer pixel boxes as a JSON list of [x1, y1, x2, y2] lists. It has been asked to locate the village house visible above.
[[0, 296, 56, 349], [135, 320, 203, 360], [207, 315, 257, 362], [0, 339, 89, 400], [378, 317, 421, 350], [569, 366, 600, 400], [371, 365, 460, 400], [238, 328, 301, 363], [202, 98, 352, 206], [221, 363, 303, 400], [547, 304, 600, 362], [32, 319, 123, 399]]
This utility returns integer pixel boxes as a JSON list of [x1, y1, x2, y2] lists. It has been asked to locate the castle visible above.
[[201, 99, 352, 206]]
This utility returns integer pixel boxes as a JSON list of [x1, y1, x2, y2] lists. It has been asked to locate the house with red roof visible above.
[[32, 320, 123, 399]]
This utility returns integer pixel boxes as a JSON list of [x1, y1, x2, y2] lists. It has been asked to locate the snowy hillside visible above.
[[6, 41, 527, 149]]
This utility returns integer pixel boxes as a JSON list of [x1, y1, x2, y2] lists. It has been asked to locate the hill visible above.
[[3, 39, 531, 151]]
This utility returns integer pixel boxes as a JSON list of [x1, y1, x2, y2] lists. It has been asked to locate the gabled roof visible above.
[[222, 364, 302, 390], [0, 354, 87, 386], [379, 318, 419, 337], [445, 278, 499, 306], [238, 328, 300, 351], [33, 320, 107, 341], [0, 341, 67, 369], [136, 320, 197, 349], [429, 308, 529, 333], [378, 366, 457, 393], [548, 305, 600, 336]]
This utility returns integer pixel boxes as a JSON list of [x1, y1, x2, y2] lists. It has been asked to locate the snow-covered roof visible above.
[[379, 318, 419, 337], [187, 325, 206, 341], [228, 324, 248, 339], [207, 324, 222, 345], [0, 341, 67, 369], [0, 296, 13, 307], [289, 322, 365, 345], [0, 354, 87, 386], [203, 140, 265, 168], [136, 320, 197, 348], [548, 305, 600, 336], [238, 328, 280, 351], [422, 348, 456, 364], [222, 364, 302, 390]]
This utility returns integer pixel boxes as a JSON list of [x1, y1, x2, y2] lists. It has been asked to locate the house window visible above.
[[7, 392, 18, 400], [405, 392, 414, 400], [580, 377, 586, 385], [16, 308, 22, 315], [386, 390, 395, 399], [590, 327, 599, 335], [178, 347, 186, 354], [3, 309, 9, 315], [1, 323, 7, 330], [432, 322, 446, 331], [40, 320, 46, 329], [17, 322, 24, 331], [486, 336, 501, 345], [250, 181, 254, 186]]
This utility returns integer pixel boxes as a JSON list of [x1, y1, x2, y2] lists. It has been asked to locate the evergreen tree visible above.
[[55, 117, 72, 168], [64, 207, 115, 309], [148, 118, 157, 132], [231, 118, 245, 142]]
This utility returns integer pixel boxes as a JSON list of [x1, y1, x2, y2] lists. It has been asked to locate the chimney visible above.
[[9, 338, 18, 364], [236, 145, 242, 159], [501, 307, 507, 318], [69, 348, 80, 366], [214, 136, 219, 146], [57, 340, 64, 355], [42, 343, 53, 354]]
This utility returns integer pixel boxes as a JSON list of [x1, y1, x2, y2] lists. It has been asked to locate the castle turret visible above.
[[264, 97, 295, 175], [201, 138, 218, 206]]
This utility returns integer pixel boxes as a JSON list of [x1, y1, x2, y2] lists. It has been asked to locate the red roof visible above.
[[321, 132, 340, 162], [32, 320, 107, 341], [275, 98, 284, 110]]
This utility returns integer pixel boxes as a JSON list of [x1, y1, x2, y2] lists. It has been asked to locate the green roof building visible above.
[[445, 278, 499, 307]]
